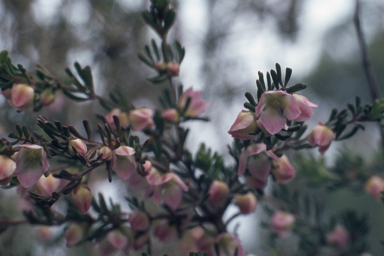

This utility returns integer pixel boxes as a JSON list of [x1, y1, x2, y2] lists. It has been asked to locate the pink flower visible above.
[[40, 88, 56, 106], [15, 144, 50, 188], [256, 91, 316, 135], [178, 87, 209, 117], [208, 180, 230, 207], [271, 155, 296, 183], [167, 62, 180, 76], [163, 108, 179, 123], [365, 175, 384, 200], [128, 210, 150, 231], [34, 174, 60, 196], [238, 144, 269, 176], [98, 146, 112, 161], [271, 211, 295, 237], [216, 233, 244, 256], [154, 220, 177, 242], [99, 230, 130, 256], [151, 172, 189, 210], [228, 110, 259, 140], [71, 184, 92, 214], [68, 138, 87, 155], [128, 108, 154, 131], [196, 233, 216, 256], [308, 122, 334, 155], [105, 108, 130, 128], [233, 192, 257, 214], [326, 225, 349, 247], [0, 155, 16, 185], [65, 223, 87, 246], [111, 146, 137, 180], [9, 83, 35, 111], [245, 175, 268, 190]]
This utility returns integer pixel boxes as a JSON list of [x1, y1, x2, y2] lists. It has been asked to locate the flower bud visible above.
[[105, 108, 130, 128], [9, 83, 35, 111], [128, 108, 154, 131], [162, 108, 179, 123], [308, 122, 334, 155], [71, 184, 92, 214], [208, 180, 229, 207], [128, 210, 150, 231], [228, 110, 259, 140], [167, 62, 180, 76], [178, 87, 209, 118], [233, 192, 257, 214], [65, 223, 87, 246], [68, 139, 87, 155], [40, 88, 56, 106], [111, 146, 137, 180], [155, 61, 167, 72], [35, 174, 60, 196], [326, 225, 349, 247], [154, 220, 177, 242], [98, 146, 112, 161], [271, 155, 295, 184], [107, 230, 128, 249], [216, 233, 244, 256], [365, 175, 384, 200], [271, 211, 295, 237], [0, 155, 16, 185]]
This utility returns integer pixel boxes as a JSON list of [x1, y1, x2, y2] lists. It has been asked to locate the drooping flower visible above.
[[292, 94, 318, 121], [15, 144, 50, 188], [71, 184, 92, 214], [271, 155, 296, 184], [128, 210, 150, 231], [154, 220, 177, 242], [163, 108, 179, 123], [326, 225, 349, 248], [233, 192, 258, 214], [208, 180, 230, 207], [105, 108, 130, 128], [228, 110, 259, 140], [111, 146, 136, 180], [365, 175, 384, 200], [0, 155, 16, 185], [216, 233, 244, 256], [271, 211, 295, 237], [178, 87, 209, 117], [308, 122, 334, 155], [9, 83, 35, 111], [68, 138, 87, 155], [34, 174, 60, 196], [98, 229, 130, 256], [128, 108, 154, 131], [65, 223, 87, 246]]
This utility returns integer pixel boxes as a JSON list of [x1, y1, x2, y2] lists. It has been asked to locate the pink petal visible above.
[[163, 184, 183, 209], [281, 94, 301, 120], [259, 107, 287, 135]]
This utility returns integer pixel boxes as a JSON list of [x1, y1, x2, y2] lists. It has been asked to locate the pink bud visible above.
[[163, 108, 179, 123], [68, 138, 87, 155], [105, 108, 130, 128], [228, 110, 259, 140], [34, 174, 60, 196], [107, 230, 129, 249], [365, 175, 384, 200], [326, 225, 349, 247], [216, 233, 244, 256], [10, 83, 35, 111], [308, 122, 334, 155], [40, 88, 56, 106], [178, 87, 209, 117], [15, 144, 50, 188], [245, 175, 268, 190], [65, 223, 87, 246], [196, 233, 216, 256], [154, 220, 177, 242], [98, 146, 112, 161], [37, 226, 55, 243], [208, 180, 229, 207], [71, 184, 92, 214], [155, 61, 167, 72], [271, 155, 295, 183], [129, 210, 150, 231], [128, 108, 154, 131], [0, 155, 16, 185], [271, 211, 295, 237], [111, 146, 136, 180], [167, 62, 180, 76], [142, 160, 152, 173], [233, 192, 257, 214]]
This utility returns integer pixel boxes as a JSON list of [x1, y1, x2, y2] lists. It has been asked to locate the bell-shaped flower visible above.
[[233, 192, 257, 214], [271, 211, 295, 237], [208, 180, 229, 207], [308, 122, 334, 155], [216, 233, 244, 256], [99, 230, 130, 256], [34, 174, 60, 196], [128, 108, 154, 131], [65, 223, 87, 246], [326, 225, 349, 248], [365, 175, 384, 200], [228, 110, 259, 140], [15, 144, 50, 188], [128, 210, 150, 231], [196, 233, 216, 256], [68, 138, 87, 155], [71, 184, 92, 214], [111, 146, 136, 180], [292, 94, 318, 121], [154, 220, 177, 242], [0, 155, 16, 185], [105, 108, 130, 128], [163, 108, 179, 123], [245, 175, 268, 190], [127, 169, 153, 199], [152, 172, 189, 210], [178, 87, 209, 117], [9, 83, 35, 111], [98, 146, 112, 161], [271, 155, 296, 183]]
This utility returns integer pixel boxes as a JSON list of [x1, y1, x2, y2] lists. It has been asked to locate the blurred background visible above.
[[0, 0, 383, 255]]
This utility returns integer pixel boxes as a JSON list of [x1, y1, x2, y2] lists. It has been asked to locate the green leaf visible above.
[[175, 40, 185, 63], [62, 89, 89, 101], [147, 75, 168, 84], [245, 92, 257, 106], [284, 67, 292, 86], [144, 45, 154, 63], [270, 70, 280, 90], [138, 53, 154, 68], [285, 83, 307, 93], [275, 63, 282, 85], [151, 39, 160, 61], [164, 9, 176, 32]]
